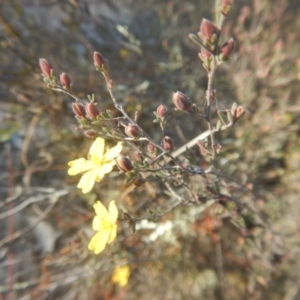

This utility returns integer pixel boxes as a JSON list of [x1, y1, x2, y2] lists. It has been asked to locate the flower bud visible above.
[[84, 130, 97, 138], [116, 156, 134, 172], [93, 51, 107, 73], [132, 175, 145, 186], [230, 103, 245, 122], [219, 38, 235, 61], [199, 19, 220, 42], [72, 103, 86, 117], [147, 142, 156, 153], [156, 105, 168, 118], [163, 136, 174, 151], [93, 52, 105, 67], [221, 0, 233, 16], [201, 47, 212, 59], [235, 106, 245, 120], [172, 91, 191, 112], [60, 72, 72, 89], [39, 58, 53, 77], [125, 125, 140, 139], [86, 102, 100, 119]]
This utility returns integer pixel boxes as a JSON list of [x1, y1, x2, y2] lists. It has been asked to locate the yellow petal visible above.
[[88, 230, 110, 254], [107, 224, 117, 244], [112, 265, 130, 287], [77, 169, 98, 193], [92, 215, 102, 231], [68, 158, 94, 175], [89, 138, 105, 159], [103, 142, 123, 161], [96, 163, 114, 181], [108, 201, 118, 223], [93, 201, 109, 220]]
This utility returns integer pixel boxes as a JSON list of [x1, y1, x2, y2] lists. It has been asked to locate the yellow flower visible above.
[[68, 138, 123, 194], [112, 265, 130, 287], [88, 201, 118, 254]]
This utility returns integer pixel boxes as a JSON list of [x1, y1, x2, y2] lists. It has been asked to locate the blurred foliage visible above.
[[1, 0, 300, 299]]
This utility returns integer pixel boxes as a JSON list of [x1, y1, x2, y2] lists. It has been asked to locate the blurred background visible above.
[[1, 0, 300, 299]]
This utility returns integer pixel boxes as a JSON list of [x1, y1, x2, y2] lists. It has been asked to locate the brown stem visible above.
[[206, 57, 217, 161]]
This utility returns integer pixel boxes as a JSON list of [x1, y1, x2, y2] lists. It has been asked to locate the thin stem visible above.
[[206, 57, 218, 161]]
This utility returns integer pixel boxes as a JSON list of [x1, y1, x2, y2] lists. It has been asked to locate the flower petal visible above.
[[93, 201, 109, 220], [92, 215, 102, 231], [96, 163, 114, 182], [103, 142, 123, 161], [68, 158, 94, 175], [88, 230, 110, 254], [89, 138, 105, 163], [108, 201, 118, 223], [107, 224, 117, 244], [77, 169, 98, 193], [112, 265, 130, 287]]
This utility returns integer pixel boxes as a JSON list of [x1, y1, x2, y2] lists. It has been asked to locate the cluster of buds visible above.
[[217, 103, 245, 127], [189, 0, 235, 70], [72, 102, 101, 119], [39, 58, 74, 90], [198, 19, 220, 54]]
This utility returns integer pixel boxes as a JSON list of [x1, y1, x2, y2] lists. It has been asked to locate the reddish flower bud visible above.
[[93, 51, 106, 69], [172, 91, 191, 112], [60, 72, 72, 89], [219, 38, 235, 60], [147, 142, 156, 153], [163, 136, 174, 151], [125, 125, 140, 139], [39, 58, 53, 77], [235, 106, 245, 119], [72, 103, 86, 117], [86, 102, 100, 119], [156, 105, 168, 118], [221, 0, 233, 16], [116, 156, 134, 172], [199, 19, 220, 41], [84, 130, 97, 138], [201, 47, 212, 59]]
